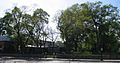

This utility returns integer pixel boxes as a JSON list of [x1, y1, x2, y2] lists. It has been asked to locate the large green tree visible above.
[[55, 1, 120, 53], [31, 8, 49, 47], [0, 6, 49, 53]]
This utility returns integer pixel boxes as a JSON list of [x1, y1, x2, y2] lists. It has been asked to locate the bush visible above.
[[73, 51, 92, 56]]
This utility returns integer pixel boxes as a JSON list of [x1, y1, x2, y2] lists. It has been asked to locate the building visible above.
[[25, 41, 64, 54], [0, 36, 10, 51]]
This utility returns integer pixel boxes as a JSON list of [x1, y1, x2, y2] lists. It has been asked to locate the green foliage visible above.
[[55, 1, 120, 53], [0, 6, 49, 53], [0, 1, 120, 55], [56, 41, 63, 43]]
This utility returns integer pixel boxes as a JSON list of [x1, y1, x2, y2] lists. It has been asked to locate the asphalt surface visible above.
[[0, 57, 120, 63]]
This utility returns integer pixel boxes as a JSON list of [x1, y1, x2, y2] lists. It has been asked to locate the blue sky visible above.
[[0, 0, 120, 19], [0, 0, 120, 41], [101, 0, 120, 8]]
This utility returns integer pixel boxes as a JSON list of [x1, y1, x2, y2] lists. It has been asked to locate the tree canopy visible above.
[[55, 1, 120, 53], [0, 1, 120, 54], [0, 6, 49, 53]]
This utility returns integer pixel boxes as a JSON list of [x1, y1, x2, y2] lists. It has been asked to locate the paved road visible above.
[[0, 57, 120, 63], [0, 61, 120, 63]]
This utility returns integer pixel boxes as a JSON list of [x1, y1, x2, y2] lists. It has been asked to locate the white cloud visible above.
[[0, 0, 13, 17], [9, 0, 67, 30], [0, 0, 99, 28], [0, 0, 95, 32], [0, 0, 119, 41]]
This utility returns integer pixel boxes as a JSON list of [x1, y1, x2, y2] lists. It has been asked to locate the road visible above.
[[0, 61, 120, 63], [0, 57, 120, 63]]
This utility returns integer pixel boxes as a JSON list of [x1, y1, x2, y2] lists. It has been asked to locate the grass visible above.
[[47, 55, 56, 58], [44, 51, 120, 58], [63, 51, 113, 56]]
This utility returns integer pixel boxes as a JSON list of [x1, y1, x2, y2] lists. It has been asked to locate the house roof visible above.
[[0, 36, 10, 42], [26, 43, 64, 48], [41, 43, 64, 48]]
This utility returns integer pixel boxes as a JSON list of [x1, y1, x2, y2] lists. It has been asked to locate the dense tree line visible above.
[[0, 6, 50, 53], [0, 1, 120, 54], [55, 1, 120, 54]]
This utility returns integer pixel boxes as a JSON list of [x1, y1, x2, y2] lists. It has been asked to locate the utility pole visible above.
[[101, 47, 103, 61], [99, 23, 103, 61]]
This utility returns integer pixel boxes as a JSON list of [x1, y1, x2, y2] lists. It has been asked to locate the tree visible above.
[[31, 8, 49, 48], [55, 1, 120, 53], [2, 7, 25, 52], [47, 28, 58, 54], [0, 6, 50, 53], [85, 2, 120, 53]]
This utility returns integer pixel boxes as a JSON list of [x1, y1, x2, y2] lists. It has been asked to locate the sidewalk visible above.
[[0, 57, 120, 62], [40, 58, 120, 62], [21, 57, 120, 62]]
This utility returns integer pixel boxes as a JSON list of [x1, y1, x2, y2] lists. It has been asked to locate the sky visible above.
[[0, 0, 120, 41], [0, 0, 120, 27]]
